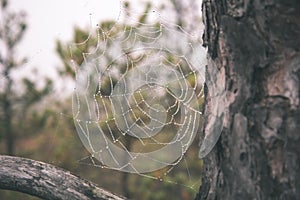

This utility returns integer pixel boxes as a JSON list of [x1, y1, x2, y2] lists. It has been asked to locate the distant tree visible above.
[[167, 0, 202, 34], [56, 1, 203, 199], [1, 0, 299, 199], [56, 4, 155, 198], [0, 0, 52, 155]]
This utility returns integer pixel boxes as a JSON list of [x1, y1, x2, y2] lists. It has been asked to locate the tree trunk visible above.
[[0, 155, 125, 200], [196, 0, 300, 199], [3, 61, 14, 156]]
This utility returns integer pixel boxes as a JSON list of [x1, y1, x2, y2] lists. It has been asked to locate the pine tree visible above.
[[0, 0, 52, 155]]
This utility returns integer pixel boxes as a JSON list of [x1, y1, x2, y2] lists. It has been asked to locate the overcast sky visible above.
[[8, 0, 202, 92], [10, 0, 123, 79]]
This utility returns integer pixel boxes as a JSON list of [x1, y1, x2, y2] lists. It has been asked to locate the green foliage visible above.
[[0, 0, 203, 199], [53, 2, 203, 199]]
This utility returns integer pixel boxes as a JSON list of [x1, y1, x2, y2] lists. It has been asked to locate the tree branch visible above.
[[0, 155, 125, 200]]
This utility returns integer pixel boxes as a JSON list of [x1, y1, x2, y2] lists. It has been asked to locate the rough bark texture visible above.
[[196, 0, 300, 199], [0, 155, 125, 200]]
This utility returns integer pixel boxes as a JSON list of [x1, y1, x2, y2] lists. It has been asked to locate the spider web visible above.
[[71, 1, 211, 193]]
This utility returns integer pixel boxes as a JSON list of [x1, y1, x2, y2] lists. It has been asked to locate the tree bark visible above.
[[0, 155, 125, 200], [196, 0, 300, 199]]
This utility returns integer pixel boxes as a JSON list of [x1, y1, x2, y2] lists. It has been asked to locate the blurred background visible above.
[[0, 0, 204, 199]]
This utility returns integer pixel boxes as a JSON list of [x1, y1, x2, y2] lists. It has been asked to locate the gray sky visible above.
[[10, 0, 122, 79], [8, 0, 202, 93]]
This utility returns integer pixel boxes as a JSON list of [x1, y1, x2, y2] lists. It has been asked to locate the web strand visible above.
[[71, 2, 206, 193]]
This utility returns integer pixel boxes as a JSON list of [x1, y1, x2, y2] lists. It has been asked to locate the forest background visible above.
[[0, 0, 204, 199]]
